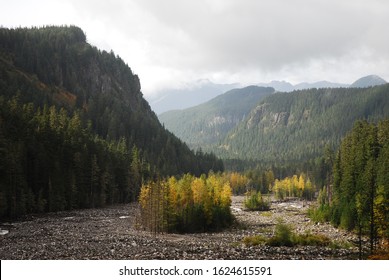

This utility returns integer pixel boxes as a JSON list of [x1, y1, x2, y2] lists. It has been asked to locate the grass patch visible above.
[[260, 211, 273, 217], [243, 235, 268, 246], [231, 241, 242, 248], [243, 222, 333, 247], [329, 240, 353, 250], [294, 231, 331, 246]]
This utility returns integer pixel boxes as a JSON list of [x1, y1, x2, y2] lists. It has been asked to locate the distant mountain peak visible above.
[[148, 80, 240, 114], [257, 80, 348, 92], [257, 80, 294, 92], [349, 75, 387, 88]]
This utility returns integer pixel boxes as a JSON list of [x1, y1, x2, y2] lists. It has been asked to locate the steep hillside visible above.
[[0, 26, 223, 218], [0, 26, 223, 176], [220, 85, 389, 162], [349, 75, 387, 88], [159, 86, 274, 150]]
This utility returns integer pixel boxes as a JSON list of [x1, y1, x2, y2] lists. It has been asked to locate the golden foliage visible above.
[[139, 173, 232, 233]]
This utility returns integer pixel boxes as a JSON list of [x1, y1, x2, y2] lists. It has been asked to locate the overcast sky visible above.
[[1, 0, 389, 97]]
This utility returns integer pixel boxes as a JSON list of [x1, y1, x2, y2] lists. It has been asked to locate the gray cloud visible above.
[[129, 0, 389, 90], [1, 0, 389, 94]]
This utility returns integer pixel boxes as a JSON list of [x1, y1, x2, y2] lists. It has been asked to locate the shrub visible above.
[[244, 191, 270, 211], [243, 235, 267, 246], [267, 223, 294, 247], [308, 204, 331, 223], [294, 232, 331, 246]]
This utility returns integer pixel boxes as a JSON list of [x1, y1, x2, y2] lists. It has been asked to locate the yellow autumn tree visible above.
[[298, 174, 305, 197], [272, 173, 315, 201], [229, 172, 248, 194], [139, 173, 232, 233]]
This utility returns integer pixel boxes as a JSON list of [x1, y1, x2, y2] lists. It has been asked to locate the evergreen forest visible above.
[[0, 26, 223, 219], [311, 120, 389, 257], [161, 83, 389, 164], [0, 26, 388, 259], [222, 85, 389, 162], [159, 86, 274, 150]]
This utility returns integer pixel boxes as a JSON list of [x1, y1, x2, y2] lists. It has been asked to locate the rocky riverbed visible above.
[[0, 196, 361, 259]]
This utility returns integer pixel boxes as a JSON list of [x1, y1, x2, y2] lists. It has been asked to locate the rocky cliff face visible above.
[[222, 86, 389, 161], [0, 26, 223, 176], [0, 26, 146, 111]]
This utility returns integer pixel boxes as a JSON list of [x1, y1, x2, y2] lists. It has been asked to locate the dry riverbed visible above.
[[0, 196, 360, 259]]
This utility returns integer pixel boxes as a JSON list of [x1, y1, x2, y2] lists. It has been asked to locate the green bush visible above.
[[267, 223, 294, 247], [244, 191, 270, 211], [308, 204, 331, 223]]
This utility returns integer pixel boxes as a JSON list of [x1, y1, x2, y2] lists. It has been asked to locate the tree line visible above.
[[312, 119, 389, 257], [0, 96, 149, 218], [0, 96, 224, 220], [227, 170, 275, 195], [272, 173, 315, 201]]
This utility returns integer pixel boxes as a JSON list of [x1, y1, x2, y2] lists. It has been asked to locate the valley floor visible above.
[[0, 196, 361, 260]]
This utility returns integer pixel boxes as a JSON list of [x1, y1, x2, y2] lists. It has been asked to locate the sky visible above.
[[1, 0, 389, 97]]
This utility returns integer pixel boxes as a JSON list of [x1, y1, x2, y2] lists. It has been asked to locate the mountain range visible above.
[[160, 82, 389, 164], [256, 75, 386, 92], [256, 80, 349, 92], [159, 86, 274, 150], [1, 26, 387, 169], [221, 85, 389, 162], [151, 75, 386, 113]]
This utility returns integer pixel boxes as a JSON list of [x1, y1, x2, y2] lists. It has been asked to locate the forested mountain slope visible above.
[[219, 85, 389, 162], [159, 86, 274, 150], [0, 26, 222, 218]]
